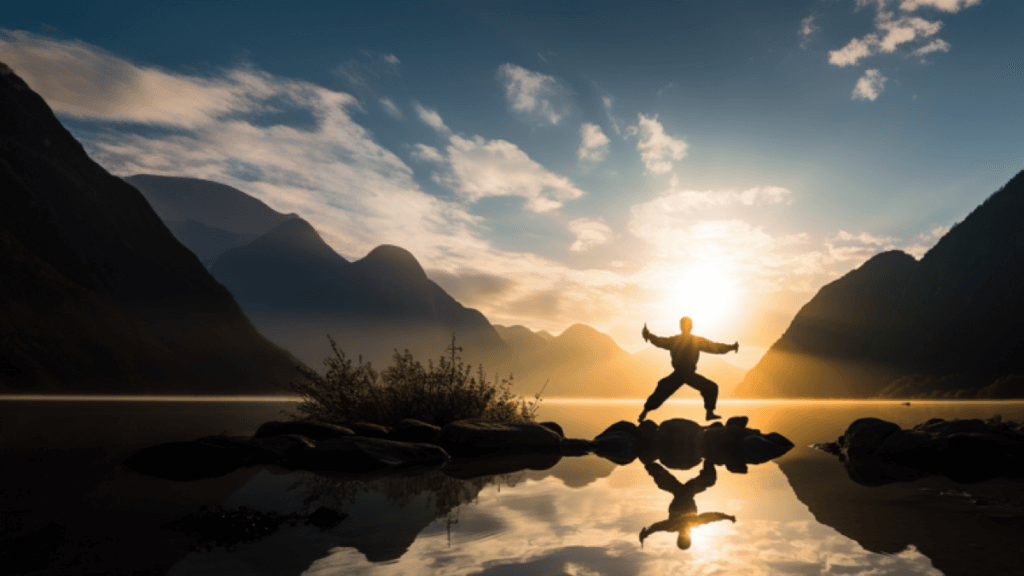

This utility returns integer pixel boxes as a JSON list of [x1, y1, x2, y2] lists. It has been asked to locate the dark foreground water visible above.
[[2, 399, 1023, 576]]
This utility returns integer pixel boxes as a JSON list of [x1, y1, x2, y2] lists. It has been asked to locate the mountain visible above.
[[125, 175, 293, 265], [0, 62, 303, 393], [127, 174, 509, 370], [736, 171, 1024, 398]]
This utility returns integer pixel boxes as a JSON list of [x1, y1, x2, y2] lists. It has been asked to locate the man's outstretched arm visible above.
[[642, 324, 673, 349], [696, 336, 739, 355], [692, 512, 736, 527]]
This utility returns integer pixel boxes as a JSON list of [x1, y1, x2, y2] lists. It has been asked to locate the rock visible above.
[[874, 430, 935, 456], [349, 422, 392, 438], [703, 425, 794, 468], [738, 433, 794, 464], [841, 418, 902, 455], [654, 419, 704, 470], [248, 434, 316, 458], [915, 418, 989, 437], [560, 438, 596, 456], [437, 420, 563, 456], [656, 419, 702, 447], [825, 416, 1024, 486], [726, 416, 749, 428], [389, 419, 442, 444], [540, 422, 564, 438], [253, 419, 354, 441], [592, 421, 640, 465], [289, 437, 450, 472]]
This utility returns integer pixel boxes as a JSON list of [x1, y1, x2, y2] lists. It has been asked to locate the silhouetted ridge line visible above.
[[737, 169, 1024, 399], [0, 61, 303, 393]]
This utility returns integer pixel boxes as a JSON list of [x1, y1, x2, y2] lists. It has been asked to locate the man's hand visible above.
[[642, 323, 651, 342], [731, 342, 739, 353]]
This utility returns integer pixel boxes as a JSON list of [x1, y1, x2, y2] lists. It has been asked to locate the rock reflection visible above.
[[639, 460, 736, 550]]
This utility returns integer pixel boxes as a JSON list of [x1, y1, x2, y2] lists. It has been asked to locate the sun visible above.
[[659, 263, 738, 335]]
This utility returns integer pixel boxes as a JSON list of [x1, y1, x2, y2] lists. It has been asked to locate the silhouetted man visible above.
[[639, 460, 735, 550], [639, 316, 738, 422]]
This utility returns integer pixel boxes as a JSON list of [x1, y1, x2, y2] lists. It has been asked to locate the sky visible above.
[[2, 0, 1022, 366]]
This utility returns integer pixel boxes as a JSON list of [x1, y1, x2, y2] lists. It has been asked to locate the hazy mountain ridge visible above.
[[737, 170, 1024, 398], [0, 62, 303, 393], [494, 323, 748, 399], [129, 175, 509, 371]]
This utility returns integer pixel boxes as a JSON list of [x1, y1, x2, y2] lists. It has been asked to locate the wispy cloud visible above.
[[335, 49, 401, 88], [642, 177, 793, 214], [379, 97, 403, 119], [420, 132, 586, 212], [828, 14, 942, 67], [912, 38, 951, 57], [899, 0, 981, 13], [497, 63, 567, 125], [826, 229, 901, 263], [568, 218, 613, 252], [799, 15, 819, 49], [0, 30, 281, 128], [828, 0, 982, 67], [414, 102, 451, 134], [577, 123, 610, 162], [634, 114, 688, 174], [852, 69, 887, 100]]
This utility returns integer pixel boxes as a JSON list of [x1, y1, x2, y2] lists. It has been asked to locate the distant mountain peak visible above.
[[357, 244, 427, 278]]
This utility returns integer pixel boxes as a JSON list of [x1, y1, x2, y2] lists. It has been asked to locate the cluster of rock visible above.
[[816, 416, 1024, 485], [125, 415, 794, 482], [590, 416, 794, 472]]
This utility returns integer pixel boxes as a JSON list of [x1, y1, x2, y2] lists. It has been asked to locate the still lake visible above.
[[3, 399, 1023, 576]]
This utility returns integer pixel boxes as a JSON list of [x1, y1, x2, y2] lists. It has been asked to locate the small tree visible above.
[[291, 335, 539, 426]]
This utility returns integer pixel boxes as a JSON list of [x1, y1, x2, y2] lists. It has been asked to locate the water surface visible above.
[[3, 399, 1023, 576]]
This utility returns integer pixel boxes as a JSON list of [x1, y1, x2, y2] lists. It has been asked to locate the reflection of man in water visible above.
[[639, 316, 738, 422], [639, 460, 735, 550]]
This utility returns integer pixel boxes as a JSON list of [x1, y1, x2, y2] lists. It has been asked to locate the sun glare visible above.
[[660, 264, 738, 335]]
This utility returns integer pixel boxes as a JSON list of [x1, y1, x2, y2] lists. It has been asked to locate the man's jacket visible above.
[[648, 333, 733, 372]]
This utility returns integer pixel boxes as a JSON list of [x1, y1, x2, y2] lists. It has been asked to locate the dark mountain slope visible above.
[[0, 62, 302, 393], [210, 222, 507, 369], [737, 171, 1024, 398]]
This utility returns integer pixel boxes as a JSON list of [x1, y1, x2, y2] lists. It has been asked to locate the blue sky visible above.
[[3, 0, 1022, 364]]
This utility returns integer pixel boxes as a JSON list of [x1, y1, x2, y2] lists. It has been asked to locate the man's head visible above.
[[679, 316, 693, 334]]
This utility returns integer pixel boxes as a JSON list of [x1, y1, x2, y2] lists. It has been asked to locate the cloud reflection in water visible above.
[[302, 457, 941, 575]]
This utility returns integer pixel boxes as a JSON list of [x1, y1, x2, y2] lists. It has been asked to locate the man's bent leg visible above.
[[684, 372, 719, 418], [644, 371, 686, 413]]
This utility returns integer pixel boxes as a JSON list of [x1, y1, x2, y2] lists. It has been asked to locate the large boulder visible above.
[[654, 419, 703, 470], [289, 437, 450, 472], [818, 417, 1024, 485], [840, 418, 902, 455], [592, 421, 640, 465], [437, 420, 563, 456]]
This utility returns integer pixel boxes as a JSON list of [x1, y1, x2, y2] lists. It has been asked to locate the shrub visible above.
[[291, 336, 539, 426]]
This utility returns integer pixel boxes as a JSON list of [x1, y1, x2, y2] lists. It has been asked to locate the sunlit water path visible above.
[[3, 399, 1023, 575]]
